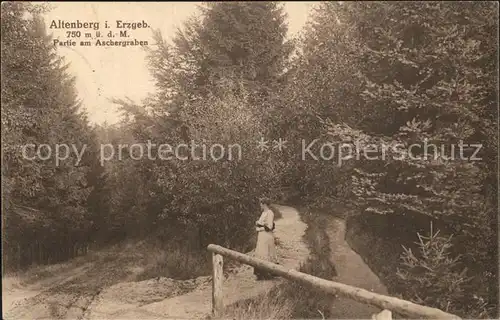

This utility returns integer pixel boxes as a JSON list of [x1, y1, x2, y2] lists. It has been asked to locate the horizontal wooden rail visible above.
[[207, 244, 461, 320]]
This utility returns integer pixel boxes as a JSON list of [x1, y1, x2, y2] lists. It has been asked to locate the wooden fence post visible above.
[[207, 244, 460, 319], [212, 252, 224, 317]]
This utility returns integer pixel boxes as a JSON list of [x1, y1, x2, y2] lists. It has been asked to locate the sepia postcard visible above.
[[1, 2, 498, 319]]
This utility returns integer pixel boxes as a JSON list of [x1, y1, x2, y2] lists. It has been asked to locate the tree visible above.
[[317, 2, 497, 317], [1, 2, 99, 269], [108, 2, 293, 253], [397, 225, 472, 316], [145, 2, 293, 126], [278, 2, 372, 202]]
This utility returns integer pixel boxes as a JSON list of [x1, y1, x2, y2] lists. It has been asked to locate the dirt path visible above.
[[81, 204, 309, 319], [326, 217, 388, 318], [3, 236, 214, 320], [3, 253, 148, 319], [3, 205, 307, 320], [4, 207, 385, 320]]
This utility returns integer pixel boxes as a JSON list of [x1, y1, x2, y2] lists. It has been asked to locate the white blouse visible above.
[[256, 209, 274, 232]]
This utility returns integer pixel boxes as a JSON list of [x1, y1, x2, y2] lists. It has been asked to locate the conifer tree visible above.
[[317, 2, 497, 317], [2, 2, 99, 268], [112, 2, 293, 251]]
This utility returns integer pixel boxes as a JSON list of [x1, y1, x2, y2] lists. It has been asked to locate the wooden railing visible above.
[[207, 244, 461, 320]]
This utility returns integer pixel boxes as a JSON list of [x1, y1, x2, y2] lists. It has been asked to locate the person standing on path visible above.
[[253, 198, 278, 280]]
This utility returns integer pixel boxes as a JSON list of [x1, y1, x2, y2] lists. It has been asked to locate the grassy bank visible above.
[[220, 206, 338, 319], [137, 204, 289, 281], [11, 204, 285, 285], [135, 244, 212, 281]]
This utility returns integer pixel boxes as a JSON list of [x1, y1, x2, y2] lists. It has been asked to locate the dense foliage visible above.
[[284, 2, 498, 318], [96, 2, 292, 254], [2, 2, 497, 318], [1, 2, 104, 269]]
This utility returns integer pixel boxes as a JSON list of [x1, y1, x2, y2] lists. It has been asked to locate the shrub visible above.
[[396, 224, 495, 317]]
